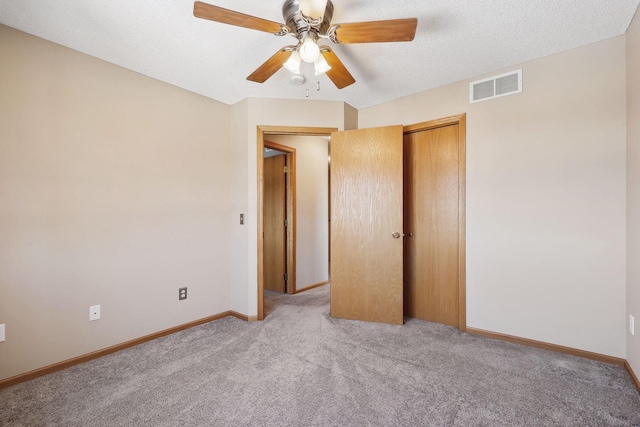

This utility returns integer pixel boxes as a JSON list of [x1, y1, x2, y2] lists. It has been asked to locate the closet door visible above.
[[404, 124, 461, 327], [330, 126, 404, 325]]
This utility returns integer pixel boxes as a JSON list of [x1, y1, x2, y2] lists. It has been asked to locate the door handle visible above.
[[392, 232, 402, 239]]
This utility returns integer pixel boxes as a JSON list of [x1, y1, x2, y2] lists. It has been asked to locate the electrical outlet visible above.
[[89, 305, 101, 321], [631, 315, 635, 336], [0, 324, 5, 342], [179, 287, 187, 300]]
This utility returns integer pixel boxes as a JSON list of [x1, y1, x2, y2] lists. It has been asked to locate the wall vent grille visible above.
[[470, 69, 522, 103]]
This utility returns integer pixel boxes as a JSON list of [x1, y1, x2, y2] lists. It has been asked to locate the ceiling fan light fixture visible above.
[[314, 55, 331, 76], [283, 51, 302, 74], [299, 37, 320, 63]]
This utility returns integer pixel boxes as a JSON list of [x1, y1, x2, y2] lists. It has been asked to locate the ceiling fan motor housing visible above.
[[282, 0, 334, 40]]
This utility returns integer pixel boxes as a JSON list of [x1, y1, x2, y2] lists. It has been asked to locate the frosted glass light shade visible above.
[[283, 51, 302, 74], [299, 0, 327, 19], [314, 55, 331, 75], [299, 37, 320, 63]]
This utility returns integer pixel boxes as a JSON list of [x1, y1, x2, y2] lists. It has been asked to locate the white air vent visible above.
[[470, 69, 522, 103]]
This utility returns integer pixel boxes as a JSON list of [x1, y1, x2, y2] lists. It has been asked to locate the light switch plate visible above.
[[0, 324, 5, 342], [631, 315, 635, 336]]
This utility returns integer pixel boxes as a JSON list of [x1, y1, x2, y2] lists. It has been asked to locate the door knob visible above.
[[392, 232, 402, 239]]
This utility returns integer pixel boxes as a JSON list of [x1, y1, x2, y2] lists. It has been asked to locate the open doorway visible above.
[[258, 126, 337, 320]]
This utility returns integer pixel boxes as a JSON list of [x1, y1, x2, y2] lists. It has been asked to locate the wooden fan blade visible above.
[[321, 49, 355, 89], [333, 18, 418, 44], [247, 49, 292, 83], [194, 1, 285, 34]]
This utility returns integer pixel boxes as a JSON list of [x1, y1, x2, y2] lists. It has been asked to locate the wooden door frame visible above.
[[263, 140, 296, 295], [257, 126, 338, 320], [403, 114, 467, 331]]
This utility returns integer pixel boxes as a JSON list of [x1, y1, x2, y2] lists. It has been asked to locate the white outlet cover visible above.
[[0, 324, 5, 342], [90, 305, 101, 321]]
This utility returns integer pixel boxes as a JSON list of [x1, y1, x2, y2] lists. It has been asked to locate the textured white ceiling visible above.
[[1, 1, 638, 109]]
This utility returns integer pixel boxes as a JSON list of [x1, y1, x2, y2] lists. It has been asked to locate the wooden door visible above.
[[330, 126, 404, 325], [264, 154, 287, 293], [404, 124, 460, 326]]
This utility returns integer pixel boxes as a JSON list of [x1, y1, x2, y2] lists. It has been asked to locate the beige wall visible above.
[[268, 135, 330, 291], [627, 7, 640, 375], [230, 99, 250, 313], [344, 104, 358, 131], [0, 25, 233, 380], [360, 37, 628, 357]]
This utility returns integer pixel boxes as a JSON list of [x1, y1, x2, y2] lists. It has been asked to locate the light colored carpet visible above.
[[1, 285, 639, 426]]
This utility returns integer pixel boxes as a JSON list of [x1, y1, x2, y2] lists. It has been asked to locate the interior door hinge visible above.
[[284, 166, 288, 173], [284, 219, 288, 227], [284, 273, 288, 281]]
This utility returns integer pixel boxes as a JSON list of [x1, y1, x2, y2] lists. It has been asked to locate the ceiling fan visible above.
[[193, 0, 418, 89]]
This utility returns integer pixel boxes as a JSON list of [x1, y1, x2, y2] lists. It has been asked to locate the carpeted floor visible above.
[[1, 284, 639, 426]]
